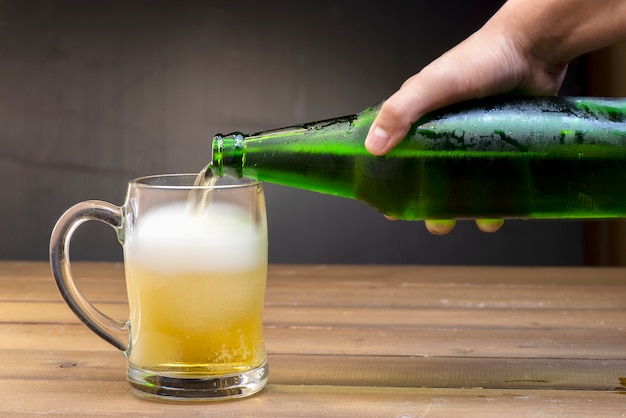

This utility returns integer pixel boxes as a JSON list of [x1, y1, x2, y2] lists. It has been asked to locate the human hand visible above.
[[367, 19, 560, 234], [366, 0, 626, 234], [365, 0, 605, 234]]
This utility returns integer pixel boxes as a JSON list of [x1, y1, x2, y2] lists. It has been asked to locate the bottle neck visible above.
[[212, 133, 245, 178]]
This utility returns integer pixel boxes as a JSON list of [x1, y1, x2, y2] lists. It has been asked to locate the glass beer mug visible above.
[[50, 174, 269, 401]]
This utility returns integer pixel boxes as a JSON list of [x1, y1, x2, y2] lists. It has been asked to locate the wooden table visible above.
[[1, 261, 626, 417]]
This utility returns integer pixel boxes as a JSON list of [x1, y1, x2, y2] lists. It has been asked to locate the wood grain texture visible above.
[[1, 261, 625, 417]]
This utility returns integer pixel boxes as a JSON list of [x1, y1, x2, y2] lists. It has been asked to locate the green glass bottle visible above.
[[211, 96, 626, 220]]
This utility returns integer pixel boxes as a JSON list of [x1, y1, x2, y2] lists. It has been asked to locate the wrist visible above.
[[491, 0, 626, 67]]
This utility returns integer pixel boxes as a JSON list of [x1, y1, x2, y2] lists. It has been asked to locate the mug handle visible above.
[[50, 200, 128, 351]]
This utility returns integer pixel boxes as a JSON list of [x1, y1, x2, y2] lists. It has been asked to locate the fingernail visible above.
[[476, 219, 504, 233], [365, 126, 389, 153], [425, 220, 456, 235]]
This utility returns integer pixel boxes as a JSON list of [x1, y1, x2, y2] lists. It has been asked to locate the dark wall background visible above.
[[1, 0, 588, 265]]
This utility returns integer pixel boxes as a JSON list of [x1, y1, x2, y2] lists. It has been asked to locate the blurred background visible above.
[[2, 0, 625, 265]]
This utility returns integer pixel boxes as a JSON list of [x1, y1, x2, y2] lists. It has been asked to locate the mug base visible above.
[[127, 360, 268, 402]]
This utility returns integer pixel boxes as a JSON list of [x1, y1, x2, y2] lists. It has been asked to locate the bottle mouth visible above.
[[212, 133, 245, 178]]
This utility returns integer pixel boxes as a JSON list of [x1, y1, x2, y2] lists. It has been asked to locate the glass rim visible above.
[[130, 173, 261, 190]]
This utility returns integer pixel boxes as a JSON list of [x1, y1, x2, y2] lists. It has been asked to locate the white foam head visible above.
[[125, 202, 267, 274]]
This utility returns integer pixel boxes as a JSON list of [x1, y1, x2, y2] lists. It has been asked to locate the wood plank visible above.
[[0, 261, 124, 280], [4, 263, 626, 310], [2, 349, 625, 391], [266, 264, 626, 287], [3, 301, 626, 331], [0, 349, 126, 383], [0, 301, 129, 324], [0, 324, 113, 351], [0, 263, 127, 303], [0, 380, 623, 417], [265, 306, 626, 330], [263, 325, 626, 359], [3, 262, 626, 288], [269, 354, 626, 391], [2, 322, 625, 359], [265, 267, 626, 309]]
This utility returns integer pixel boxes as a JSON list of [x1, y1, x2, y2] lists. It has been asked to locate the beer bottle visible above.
[[210, 96, 626, 220]]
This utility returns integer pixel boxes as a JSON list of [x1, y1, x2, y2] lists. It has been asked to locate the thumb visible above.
[[364, 98, 416, 156]]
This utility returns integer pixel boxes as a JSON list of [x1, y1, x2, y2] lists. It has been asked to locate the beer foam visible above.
[[126, 202, 267, 274]]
